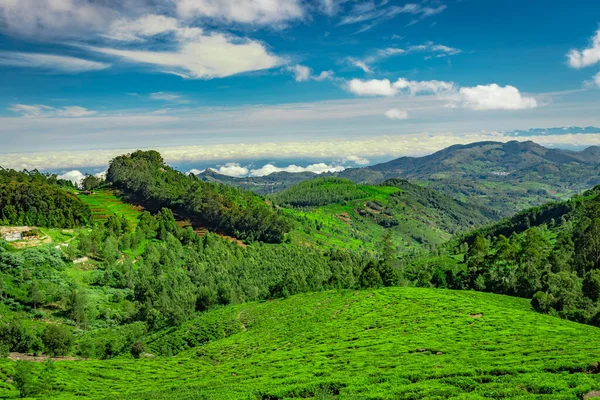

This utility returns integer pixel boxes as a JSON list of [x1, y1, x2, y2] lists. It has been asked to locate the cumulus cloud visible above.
[[0, 52, 110, 73], [188, 168, 205, 175], [385, 108, 408, 120], [347, 78, 455, 97], [347, 79, 397, 96], [286, 64, 334, 82], [173, 0, 304, 25], [455, 84, 538, 111], [249, 163, 346, 177], [214, 163, 250, 177], [57, 170, 86, 186], [567, 29, 600, 69], [9, 104, 97, 118]]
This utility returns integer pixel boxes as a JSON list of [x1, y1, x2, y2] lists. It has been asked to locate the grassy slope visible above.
[[277, 179, 492, 251], [7, 287, 600, 399]]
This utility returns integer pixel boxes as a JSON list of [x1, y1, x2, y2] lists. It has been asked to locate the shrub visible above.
[[42, 325, 72, 356], [131, 341, 145, 359]]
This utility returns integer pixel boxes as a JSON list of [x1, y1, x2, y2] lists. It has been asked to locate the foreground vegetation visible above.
[[3, 287, 600, 399]]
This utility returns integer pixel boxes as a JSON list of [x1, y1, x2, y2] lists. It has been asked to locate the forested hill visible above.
[[0, 168, 91, 228], [406, 185, 600, 327], [189, 141, 600, 216], [107, 150, 291, 243], [270, 177, 494, 250]]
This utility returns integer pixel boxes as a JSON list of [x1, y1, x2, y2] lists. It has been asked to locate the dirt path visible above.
[[8, 352, 85, 362]]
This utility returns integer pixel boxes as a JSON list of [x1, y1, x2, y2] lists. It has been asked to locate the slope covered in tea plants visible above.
[[6, 287, 600, 399]]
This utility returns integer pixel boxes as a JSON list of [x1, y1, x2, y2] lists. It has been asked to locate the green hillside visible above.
[[274, 178, 494, 250], [7, 287, 600, 399]]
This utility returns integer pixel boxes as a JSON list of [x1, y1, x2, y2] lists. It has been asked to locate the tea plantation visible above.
[[4, 287, 600, 399]]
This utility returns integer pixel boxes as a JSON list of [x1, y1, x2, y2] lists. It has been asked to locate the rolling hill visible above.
[[8, 287, 600, 399], [273, 178, 495, 250]]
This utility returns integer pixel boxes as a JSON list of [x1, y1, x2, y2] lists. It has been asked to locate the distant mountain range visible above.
[[196, 140, 600, 216], [505, 126, 600, 136]]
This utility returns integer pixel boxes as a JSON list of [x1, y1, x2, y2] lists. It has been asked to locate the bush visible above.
[[42, 325, 72, 356], [131, 341, 145, 359]]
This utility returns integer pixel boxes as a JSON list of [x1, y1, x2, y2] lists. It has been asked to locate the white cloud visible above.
[[9, 104, 97, 118], [567, 29, 600, 69], [103, 14, 179, 42], [0, 52, 110, 73], [188, 168, 205, 175], [394, 78, 455, 96], [347, 78, 455, 97], [347, 79, 397, 96], [57, 170, 86, 186], [85, 29, 282, 79], [0, 0, 119, 38], [287, 64, 311, 82], [338, 3, 446, 33], [286, 64, 334, 82], [385, 108, 408, 120], [455, 84, 538, 111], [249, 163, 346, 177], [343, 155, 370, 165], [173, 0, 304, 25], [595, 72, 600, 87], [215, 163, 250, 177]]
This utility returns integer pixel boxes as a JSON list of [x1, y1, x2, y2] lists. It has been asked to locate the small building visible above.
[[0, 227, 35, 242]]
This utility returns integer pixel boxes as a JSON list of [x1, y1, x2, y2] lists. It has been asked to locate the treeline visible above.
[[404, 186, 600, 326], [269, 178, 368, 207], [107, 150, 290, 243], [0, 181, 91, 228]]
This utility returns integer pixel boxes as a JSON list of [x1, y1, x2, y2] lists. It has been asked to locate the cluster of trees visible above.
[[0, 168, 91, 228], [405, 186, 600, 326], [107, 151, 291, 243], [269, 178, 368, 207]]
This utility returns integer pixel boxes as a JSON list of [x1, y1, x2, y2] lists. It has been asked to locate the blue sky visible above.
[[1, 0, 600, 175]]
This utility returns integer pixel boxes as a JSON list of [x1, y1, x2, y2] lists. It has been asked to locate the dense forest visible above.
[[107, 151, 291, 243], [405, 185, 600, 326], [0, 169, 91, 228]]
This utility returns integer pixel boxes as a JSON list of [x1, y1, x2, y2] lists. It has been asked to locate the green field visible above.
[[76, 190, 142, 228], [6, 287, 600, 399]]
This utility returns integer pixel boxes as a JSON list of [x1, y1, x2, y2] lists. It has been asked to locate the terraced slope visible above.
[[8, 287, 600, 399]]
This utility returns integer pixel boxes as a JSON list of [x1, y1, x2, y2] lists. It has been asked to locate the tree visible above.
[[66, 290, 91, 330], [28, 281, 44, 310], [583, 270, 600, 302], [81, 175, 102, 191], [41, 325, 72, 356]]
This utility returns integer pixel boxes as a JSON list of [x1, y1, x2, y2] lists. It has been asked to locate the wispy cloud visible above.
[[346, 41, 461, 73], [9, 104, 98, 118], [0, 52, 110, 73], [149, 92, 190, 104], [338, 2, 446, 33]]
